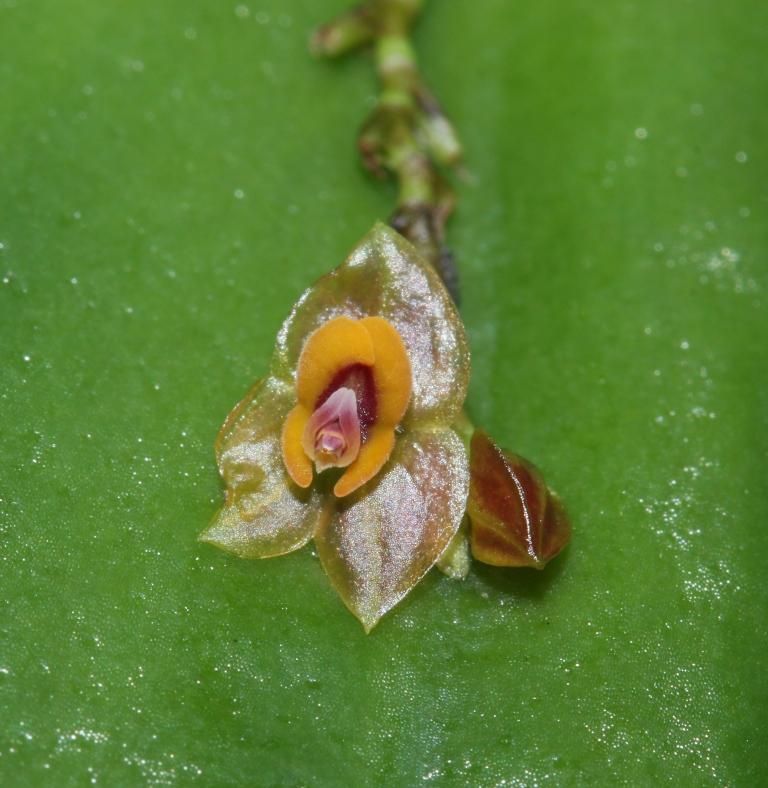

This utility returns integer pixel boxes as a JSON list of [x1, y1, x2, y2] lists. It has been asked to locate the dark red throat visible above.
[[316, 363, 377, 442]]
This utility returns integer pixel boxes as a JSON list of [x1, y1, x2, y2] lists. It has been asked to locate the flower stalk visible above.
[[312, 0, 462, 301]]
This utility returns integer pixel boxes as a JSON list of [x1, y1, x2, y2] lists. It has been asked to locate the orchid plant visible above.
[[201, 0, 570, 631]]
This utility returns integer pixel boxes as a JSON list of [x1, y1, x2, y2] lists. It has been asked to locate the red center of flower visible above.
[[316, 363, 377, 442]]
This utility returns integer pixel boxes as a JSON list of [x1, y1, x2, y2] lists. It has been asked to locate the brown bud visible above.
[[468, 430, 571, 569]]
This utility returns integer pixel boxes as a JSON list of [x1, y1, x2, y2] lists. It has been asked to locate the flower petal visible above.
[[282, 404, 313, 488], [296, 316, 375, 409], [202, 377, 329, 558], [315, 427, 469, 631], [332, 423, 394, 498], [273, 223, 469, 425], [360, 315, 411, 427]]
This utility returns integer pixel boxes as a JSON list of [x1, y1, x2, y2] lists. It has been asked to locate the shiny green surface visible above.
[[2, 0, 766, 784]]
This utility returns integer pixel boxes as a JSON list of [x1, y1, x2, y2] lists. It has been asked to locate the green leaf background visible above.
[[2, 0, 766, 784]]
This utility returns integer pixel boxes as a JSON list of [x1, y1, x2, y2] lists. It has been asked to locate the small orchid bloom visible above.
[[281, 314, 412, 498], [201, 223, 470, 631]]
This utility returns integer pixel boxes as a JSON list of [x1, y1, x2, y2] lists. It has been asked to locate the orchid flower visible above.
[[201, 223, 471, 631]]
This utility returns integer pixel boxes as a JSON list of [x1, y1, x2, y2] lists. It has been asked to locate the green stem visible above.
[[312, 0, 462, 302]]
